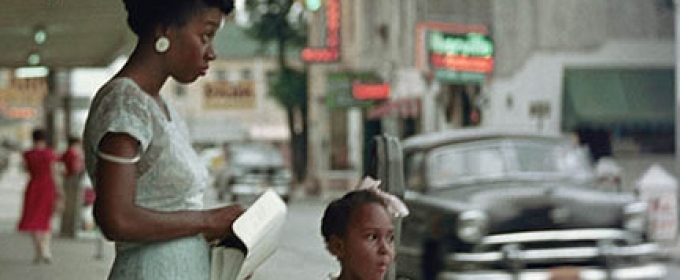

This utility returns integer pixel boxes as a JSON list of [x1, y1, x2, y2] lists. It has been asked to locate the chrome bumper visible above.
[[441, 229, 666, 280], [437, 263, 667, 280]]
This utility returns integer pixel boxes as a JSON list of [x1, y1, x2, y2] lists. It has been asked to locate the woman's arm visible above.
[[93, 132, 243, 243]]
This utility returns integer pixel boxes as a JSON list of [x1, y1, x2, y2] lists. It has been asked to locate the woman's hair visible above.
[[321, 189, 388, 242], [31, 128, 46, 143], [67, 136, 81, 146], [122, 0, 234, 37]]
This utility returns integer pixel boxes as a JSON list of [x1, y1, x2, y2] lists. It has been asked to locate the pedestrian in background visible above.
[[321, 177, 409, 280], [81, 0, 243, 279], [17, 128, 62, 264], [59, 136, 85, 236]]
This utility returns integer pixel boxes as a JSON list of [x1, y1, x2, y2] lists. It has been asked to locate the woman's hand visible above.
[[202, 204, 245, 243]]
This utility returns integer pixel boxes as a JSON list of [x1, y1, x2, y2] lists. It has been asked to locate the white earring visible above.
[[155, 36, 170, 53]]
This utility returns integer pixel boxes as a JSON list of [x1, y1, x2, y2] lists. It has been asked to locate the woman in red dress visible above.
[[17, 128, 61, 264]]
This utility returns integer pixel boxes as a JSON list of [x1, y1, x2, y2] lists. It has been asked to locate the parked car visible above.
[[394, 128, 665, 280], [212, 143, 291, 203]]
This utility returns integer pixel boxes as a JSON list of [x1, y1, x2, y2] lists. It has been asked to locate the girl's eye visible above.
[[366, 233, 378, 241]]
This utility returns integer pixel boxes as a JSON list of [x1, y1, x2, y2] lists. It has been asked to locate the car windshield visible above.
[[427, 138, 593, 188], [229, 145, 284, 167]]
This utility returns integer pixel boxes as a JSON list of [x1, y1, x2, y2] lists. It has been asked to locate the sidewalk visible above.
[[0, 232, 114, 280], [0, 152, 115, 280]]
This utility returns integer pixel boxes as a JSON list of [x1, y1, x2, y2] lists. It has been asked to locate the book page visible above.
[[211, 247, 246, 280], [233, 190, 288, 279]]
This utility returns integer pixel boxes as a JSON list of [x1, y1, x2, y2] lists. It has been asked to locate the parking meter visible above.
[[371, 134, 405, 280]]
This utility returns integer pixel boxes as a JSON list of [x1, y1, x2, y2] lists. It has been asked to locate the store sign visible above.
[[203, 81, 255, 110], [301, 0, 340, 62], [427, 31, 494, 76], [352, 82, 390, 100], [326, 73, 372, 108]]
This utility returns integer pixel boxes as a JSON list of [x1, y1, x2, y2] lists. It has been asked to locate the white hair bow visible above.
[[358, 176, 409, 218]]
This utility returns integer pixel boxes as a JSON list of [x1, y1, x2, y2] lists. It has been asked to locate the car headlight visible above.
[[624, 202, 647, 234], [456, 210, 488, 243]]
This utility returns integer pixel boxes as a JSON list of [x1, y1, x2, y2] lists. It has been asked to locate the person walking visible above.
[[59, 136, 85, 237], [17, 128, 62, 264], [81, 0, 244, 279]]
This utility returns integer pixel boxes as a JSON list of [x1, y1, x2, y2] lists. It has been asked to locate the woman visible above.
[[82, 0, 243, 279], [17, 128, 61, 264]]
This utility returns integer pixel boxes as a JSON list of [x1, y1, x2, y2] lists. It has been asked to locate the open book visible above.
[[210, 190, 288, 280]]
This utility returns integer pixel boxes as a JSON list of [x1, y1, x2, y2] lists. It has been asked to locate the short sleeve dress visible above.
[[17, 148, 58, 232], [82, 77, 211, 280]]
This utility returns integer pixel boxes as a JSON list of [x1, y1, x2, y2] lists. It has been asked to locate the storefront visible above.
[[562, 68, 675, 158], [415, 22, 494, 130]]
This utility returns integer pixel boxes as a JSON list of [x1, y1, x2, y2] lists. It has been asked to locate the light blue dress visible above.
[[83, 77, 211, 280]]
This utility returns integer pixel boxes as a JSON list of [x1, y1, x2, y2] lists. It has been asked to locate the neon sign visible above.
[[352, 82, 390, 100], [301, 0, 340, 62], [428, 32, 493, 57], [427, 31, 494, 74]]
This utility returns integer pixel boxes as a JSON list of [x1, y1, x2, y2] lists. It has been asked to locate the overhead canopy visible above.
[[0, 0, 135, 68], [562, 68, 675, 131]]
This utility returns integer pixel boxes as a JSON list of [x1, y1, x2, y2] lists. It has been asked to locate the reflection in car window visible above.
[[426, 138, 593, 188], [404, 152, 425, 191]]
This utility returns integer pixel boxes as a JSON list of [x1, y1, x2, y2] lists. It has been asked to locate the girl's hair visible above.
[[122, 0, 234, 37], [321, 189, 388, 242]]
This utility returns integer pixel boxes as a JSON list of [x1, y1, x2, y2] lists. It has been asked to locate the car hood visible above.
[[430, 181, 636, 234]]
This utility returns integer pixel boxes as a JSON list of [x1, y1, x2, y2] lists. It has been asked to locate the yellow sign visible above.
[[203, 81, 256, 110]]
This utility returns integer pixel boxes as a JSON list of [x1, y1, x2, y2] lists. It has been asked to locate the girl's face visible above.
[[164, 7, 222, 83], [337, 203, 395, 280]]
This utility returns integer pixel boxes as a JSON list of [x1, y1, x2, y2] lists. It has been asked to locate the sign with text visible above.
[[426, 31, 494, 83], [203, 81, 256, 110]]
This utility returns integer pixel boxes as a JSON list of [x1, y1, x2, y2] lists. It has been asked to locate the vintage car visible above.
[[394, 128, 666, 280], [212, 143, 292, 203]]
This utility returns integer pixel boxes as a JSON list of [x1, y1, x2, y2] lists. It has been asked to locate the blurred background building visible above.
[[0, 0, 675, 194]]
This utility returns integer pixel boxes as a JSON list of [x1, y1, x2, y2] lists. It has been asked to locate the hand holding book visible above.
[[210, 190, 288, 280]]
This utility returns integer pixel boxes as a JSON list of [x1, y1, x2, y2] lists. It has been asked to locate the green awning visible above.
[[562, 68, 675, 131]]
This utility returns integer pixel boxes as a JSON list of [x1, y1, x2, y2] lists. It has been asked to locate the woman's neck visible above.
[[116, 42, 168, 97]]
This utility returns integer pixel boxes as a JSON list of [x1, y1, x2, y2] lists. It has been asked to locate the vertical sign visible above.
[[301, 0, 340, 62]]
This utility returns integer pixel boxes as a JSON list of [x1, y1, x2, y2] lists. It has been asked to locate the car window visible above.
[[404, 152, 425, 191], [229, 144, 284, 166], [425, 138, 594, 188], [429, 143, 505, 187]]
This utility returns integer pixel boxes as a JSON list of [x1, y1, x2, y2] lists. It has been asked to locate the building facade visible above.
[[304, 0, 675, 192]]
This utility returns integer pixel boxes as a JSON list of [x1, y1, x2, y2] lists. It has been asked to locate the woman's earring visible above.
[[155, 36, 170, 53]]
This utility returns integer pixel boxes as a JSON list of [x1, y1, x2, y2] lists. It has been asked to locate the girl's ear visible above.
[[327, 235, 345, 258]]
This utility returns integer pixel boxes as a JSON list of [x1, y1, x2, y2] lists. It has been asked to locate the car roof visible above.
[[401, 127, 568, 151]]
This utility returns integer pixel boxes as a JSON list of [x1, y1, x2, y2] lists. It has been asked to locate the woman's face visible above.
[[165, 7, 223, 83], [338, 203, 395, 280]]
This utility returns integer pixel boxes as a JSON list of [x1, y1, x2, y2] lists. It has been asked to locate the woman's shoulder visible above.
[[95, 77, 147, 102]]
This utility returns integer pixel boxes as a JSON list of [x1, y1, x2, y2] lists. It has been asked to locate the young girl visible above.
[[321, 177, 409, 280]]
